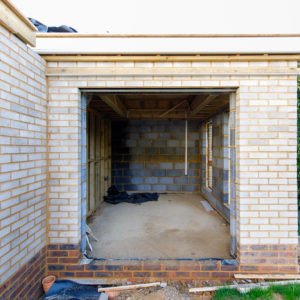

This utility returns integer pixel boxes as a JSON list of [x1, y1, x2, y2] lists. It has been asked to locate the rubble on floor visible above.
[[43, 279, 220, 300], [104, 185, 159, 205], [104, 280, 219, 300]]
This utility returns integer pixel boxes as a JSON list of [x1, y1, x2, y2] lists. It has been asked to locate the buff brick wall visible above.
[[0, 24, 47, 289], [46, 60, 298, 272]]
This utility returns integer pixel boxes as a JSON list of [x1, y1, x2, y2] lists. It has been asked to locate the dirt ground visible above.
[[110, 282, 213, 300], [88, 193, 230, 259], [104, 279, 288, 300]]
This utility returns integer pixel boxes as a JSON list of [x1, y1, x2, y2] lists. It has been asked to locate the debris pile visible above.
[[104, 185, 159, 205]]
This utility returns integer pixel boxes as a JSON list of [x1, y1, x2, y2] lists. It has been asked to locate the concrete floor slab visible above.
[[87, 194, 230, 259]]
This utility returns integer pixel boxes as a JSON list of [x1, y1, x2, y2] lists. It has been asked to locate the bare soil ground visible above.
[[105, 280, 223, 300]]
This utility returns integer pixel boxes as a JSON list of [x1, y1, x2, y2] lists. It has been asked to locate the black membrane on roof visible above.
[[104, 185, 159, 205], [29, 18, 77, 33]]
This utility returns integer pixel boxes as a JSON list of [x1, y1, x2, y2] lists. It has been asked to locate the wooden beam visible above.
[[190, 95, 217, 116], [185, 95, 194, 115], [0, 0, 36, 46], [37, 33, 300, 38], [41, 54, 300, 62], [98, 282, 161, 292], [99, 95, 127, 118], [234, 274, 300, 280], [2, 0, 37, 30], [189, 284, 237, 293], [46, 67, 300, 77], [159, 100, 187, 118], [189, 280, 300, 294], [129, 109, 176, 112]]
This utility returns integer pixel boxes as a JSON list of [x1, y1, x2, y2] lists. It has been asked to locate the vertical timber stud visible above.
[[95, 116, 101, 208], [100, 119, 105, 201], [185, 114, 188, 176], [88, 112, 96, 213], [229, 93, 237, 257], [80, 93, 89, 253], [206, 121, 213, 189], [108, 120, 112, 189]]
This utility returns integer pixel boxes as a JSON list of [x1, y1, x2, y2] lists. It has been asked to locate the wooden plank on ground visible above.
[[189, 280, 300, 294], [98, 282, 161, 292], [234, 274, 300, 280], [238, 280, 300, 294], [189, 284, 237, 293]]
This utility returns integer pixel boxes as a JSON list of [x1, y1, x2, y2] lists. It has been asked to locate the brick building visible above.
[[0, 1, 300, 299]]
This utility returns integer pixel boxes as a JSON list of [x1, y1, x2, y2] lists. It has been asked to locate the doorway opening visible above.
[[80, 88, 236, 260]]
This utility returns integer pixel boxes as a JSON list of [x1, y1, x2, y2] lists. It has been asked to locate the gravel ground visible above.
[[109, 281, 215, 300]]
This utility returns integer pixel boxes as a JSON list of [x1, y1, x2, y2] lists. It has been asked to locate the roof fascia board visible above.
[[41, 54, 300, 62], [0, 0, 36, 46], [34, 36, 300, 55]]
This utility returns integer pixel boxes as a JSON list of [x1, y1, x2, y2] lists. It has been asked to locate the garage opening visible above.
[[81, 88, 236, 260]]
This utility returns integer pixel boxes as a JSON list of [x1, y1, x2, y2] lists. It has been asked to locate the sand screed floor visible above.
[[87, 193, 231, 259]]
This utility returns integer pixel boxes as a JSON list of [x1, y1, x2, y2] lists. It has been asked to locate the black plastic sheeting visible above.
[[44, 279, 101, 300], [104, 185, 159, 205], [29, 18, 77, 33]]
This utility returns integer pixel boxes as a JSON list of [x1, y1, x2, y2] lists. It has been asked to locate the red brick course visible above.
[[238, 244, 298, 273], [45, 243, 298, 283], [0, 242, 297, 299], [0, 247, 46, 300]]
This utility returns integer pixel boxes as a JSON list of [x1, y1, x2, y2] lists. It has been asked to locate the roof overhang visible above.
[[0, 0, 37, 46], [35, 33, 300, 55]]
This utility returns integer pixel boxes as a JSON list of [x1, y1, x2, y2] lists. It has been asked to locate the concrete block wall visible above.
[[0, 25, 47, 286], [45, 59, 298, 273], [200, 111, 230, 220], [111, 120, 201, 193], [212, 112, 230, 204]]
